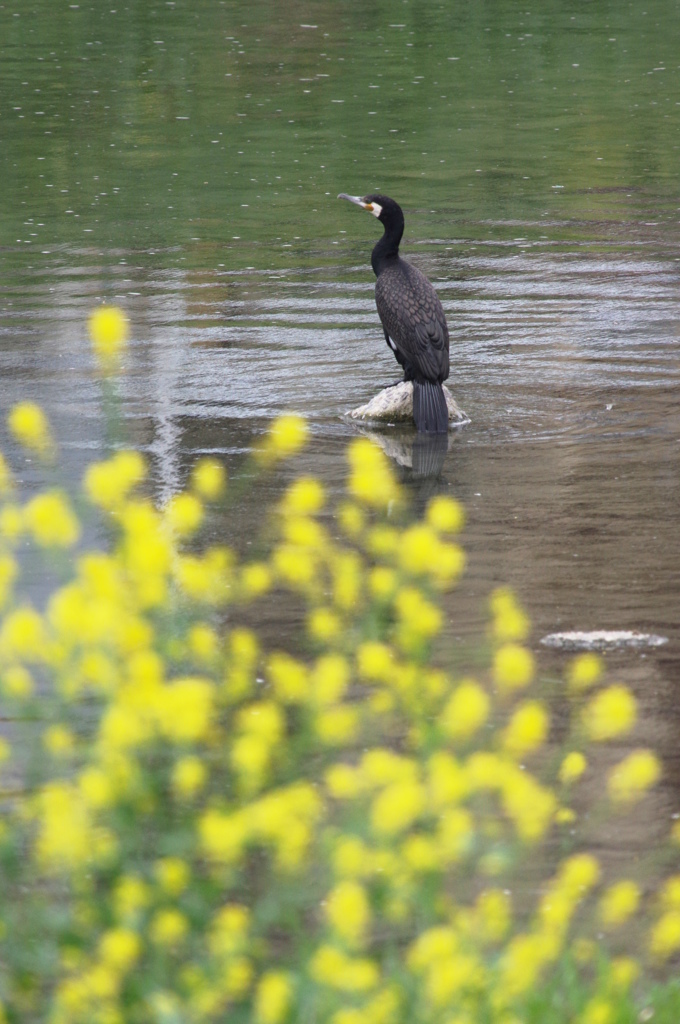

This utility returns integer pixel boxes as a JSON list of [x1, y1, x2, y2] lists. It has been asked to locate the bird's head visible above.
[[337, 193, 403, 225]]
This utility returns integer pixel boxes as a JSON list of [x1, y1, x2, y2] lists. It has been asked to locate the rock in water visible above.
[[348, 381, 469, 426]]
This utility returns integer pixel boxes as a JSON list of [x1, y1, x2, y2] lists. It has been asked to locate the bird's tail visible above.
[[412, 380, 449, 434]]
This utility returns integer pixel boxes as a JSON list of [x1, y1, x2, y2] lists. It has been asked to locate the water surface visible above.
[[2, 0, 680, 852]]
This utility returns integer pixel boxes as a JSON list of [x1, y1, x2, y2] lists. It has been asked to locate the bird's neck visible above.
[[371, 217, 404, 277]]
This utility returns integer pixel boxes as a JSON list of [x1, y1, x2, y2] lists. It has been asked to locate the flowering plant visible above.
[[0, 310, 677, 1024]]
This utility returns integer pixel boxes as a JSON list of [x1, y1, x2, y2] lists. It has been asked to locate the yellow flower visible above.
[[426, 495, 465, 533], [649, 910, 680, 959], [0, 605, 48, 662], [78, 766, 115, 809], [489, 587, 530, 642], [493, 644, 535, 694], [241, 562, 272, 600], [113, 875, 151, 923], [84, 450, 146, 511], [326, 880, 371, 948], [191, 457, 226, 500], [1, 664, 34, 699], [582, 685, 637, 741], [346, 438, 400, 508], [307, 607, 341, 644], [567, 652, 603, 693], [308, 945, 379, 992], [43, 724, 75, 757], [356, 642, 394, 683], [99, 928, 142, 973], [154, 857, 190, 897], [281, 476, 325, 516], [172, 755, 207, 800], [257, 414, 308, 464], [427, 752, 468, 808], [371, 780, 425, 836], [398, 523, 441, 575], [474, 888, 512, 943], [394, 587, 442, 650], [199, 809, 248, 865], [24, 490, 80, 548], [607, 749, 661, 804], [165, 492, 204, 537], [150, 909, 188, 947], [598, 880, 640, 928], [267, 653, 308, 704], [315, 706, 359, 746], [310, 654, 350, 706], [34, 781, 92, 872], [209, 904, 250, 959], [0, 505, 23, 543], [253, 971, 293, 1024], [559, 751, 587, 785], [501, 701, 549, 758], [440, 680, 490, 740], [88, 305, 129, 367], [160, 677, 214, 743], [580, 997, 614, 1024], [7, 402, 53, 456]]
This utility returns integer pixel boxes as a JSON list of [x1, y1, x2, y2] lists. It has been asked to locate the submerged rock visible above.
[[348, 381, 469, 427]]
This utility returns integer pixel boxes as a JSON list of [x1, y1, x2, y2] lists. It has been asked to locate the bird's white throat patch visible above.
[[369, 202, 383, 218]]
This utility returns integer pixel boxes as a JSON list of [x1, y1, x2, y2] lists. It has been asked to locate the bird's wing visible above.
[[375, 262, 449, 382]]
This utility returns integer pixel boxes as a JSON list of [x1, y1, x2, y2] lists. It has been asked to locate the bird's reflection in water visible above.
[[355, 426, 459, 480]]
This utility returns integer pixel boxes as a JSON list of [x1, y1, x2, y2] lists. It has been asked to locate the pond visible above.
[[2, 0, 680, 851]]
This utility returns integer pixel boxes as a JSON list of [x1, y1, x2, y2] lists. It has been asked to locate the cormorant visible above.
[[338, 193, 450, 434]]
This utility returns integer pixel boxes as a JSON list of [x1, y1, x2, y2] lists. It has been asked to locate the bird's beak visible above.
[[338, 193, 374, 212]]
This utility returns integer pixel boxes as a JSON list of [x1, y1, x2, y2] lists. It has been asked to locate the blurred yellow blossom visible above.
[[493, 644, 535, 694], [649, 910, 680, 959], [99, 928, 141, 973], [608, 749, 661, 804], [567, 652, 603, 693], [489, 587, 530, 643], [598, 880, 640, 928], [24, 489, 80, 548], [150, 909, 189, 947], [43, 724, 75, 758], [88, 305, 129, 367], [165, 492, 204, 537], [84, 450, 146, 511], [7, 401, 53, 456], [426, 494, 465, 533], [559, 751, 587, 785], [191, 457, 226, 500], [326, 880, 371, 948], [501, 701, 549, 758], [253, 971, 293, 1024], [440, 679, 490, 741], [583, 685, 637, 742], [154, 857, 190, 897], [171, 755, 207, 800], [281, 476, 325, 516], [347, 438, 400, 508], [257, 414, 308, 464]]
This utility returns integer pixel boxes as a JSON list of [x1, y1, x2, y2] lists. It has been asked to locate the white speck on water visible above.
[[541, 631, 668, 651]]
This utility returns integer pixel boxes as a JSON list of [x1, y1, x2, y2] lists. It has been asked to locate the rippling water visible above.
[[2, 0, 680, 851]]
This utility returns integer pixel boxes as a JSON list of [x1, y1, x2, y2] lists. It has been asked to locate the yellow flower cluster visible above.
[[0, 386, 674, 1024]]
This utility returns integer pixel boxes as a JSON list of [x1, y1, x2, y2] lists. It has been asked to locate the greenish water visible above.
[[4, 0, 680, 255], [2, 0, 680, 848]]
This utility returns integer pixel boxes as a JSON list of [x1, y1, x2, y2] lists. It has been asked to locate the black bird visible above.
[[338, 193, 450, 433]]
